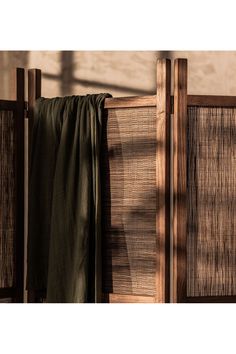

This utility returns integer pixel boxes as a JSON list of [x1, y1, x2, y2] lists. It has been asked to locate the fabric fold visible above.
[[27, 93, 111, 303]]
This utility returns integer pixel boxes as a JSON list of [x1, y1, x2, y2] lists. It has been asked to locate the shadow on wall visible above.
[[0, 50, 173, 98], [43, 51, 157, 96]]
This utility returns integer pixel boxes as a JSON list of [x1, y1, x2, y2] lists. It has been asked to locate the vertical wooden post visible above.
[[10, 68, 25, 302], [27, 69, 41, 303], [28, 69, 41, 137], [156, 58, 171, 303], [173, 59, 188, 303]]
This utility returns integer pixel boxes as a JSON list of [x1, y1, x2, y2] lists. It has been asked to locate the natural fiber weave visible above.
[[187, 106, 236, 297], [101, 107, 157, 296], [0, 110, 16, 288]]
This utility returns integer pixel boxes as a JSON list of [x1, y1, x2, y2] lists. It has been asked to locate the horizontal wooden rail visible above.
[[0, 100, 28, 111], [104, 94, 236, 109], [104, 95, 175, 114], [186, 295, 236, 303], [102, 293, 155, 303], [104, 95, 156, 109], [2, 95, 236, 112], [0, 100, 17, 110], [0, 287, 15, 299], [188, 95, 236, 107]]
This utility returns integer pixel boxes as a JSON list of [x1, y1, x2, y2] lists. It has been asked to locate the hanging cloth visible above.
[[27, 94, 111, 302]]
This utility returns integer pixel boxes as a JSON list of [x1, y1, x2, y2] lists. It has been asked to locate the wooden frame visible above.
[[173, 59, 188, 303], [156, 58, 171, 303], [15, 59, 236, 303], [102, 294, 155, 303], [13, 68, 25, 303], [105, 94, 236, 110], [3, 58, 236, 303], [26, 60, 171, 303], [188, 95, 236, 107], [173, 59, 236, 303], [104, 95, 157, 109], [101, 59, 171, 303], [27, 69, 42, 303]]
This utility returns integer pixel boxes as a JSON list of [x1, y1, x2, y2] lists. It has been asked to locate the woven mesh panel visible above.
[[101, 107, 157, 296], [187, 106, 236, 297], [0, 110, 16, 288]]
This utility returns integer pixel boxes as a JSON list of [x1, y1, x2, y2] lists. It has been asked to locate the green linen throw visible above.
[[27, 94, 111, 303]]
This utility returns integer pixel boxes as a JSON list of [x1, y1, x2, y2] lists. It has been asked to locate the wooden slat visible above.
[[188, 95, 236, 107], [156, 59, 171, 303], [15, 68, 25, 303], [27, 69, 41, 303], [105, 94, 236, 110], [0, 287, 15, 299], [103, 293, 155, 303], [0, 99, 16, 110], [104, 95, 156, 109], [173, 59, 188, 303], [186, 296, 236, 303]]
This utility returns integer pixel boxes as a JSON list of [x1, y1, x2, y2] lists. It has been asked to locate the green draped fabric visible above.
[[27, 94, 111, 303]]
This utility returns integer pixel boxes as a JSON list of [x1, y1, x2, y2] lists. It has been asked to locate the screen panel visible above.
[[101, 106, 157, 298], [187, 106, 236, 298], [0, 110, 16, 290]]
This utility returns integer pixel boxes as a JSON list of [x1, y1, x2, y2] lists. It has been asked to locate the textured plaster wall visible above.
[[1, 51, 236, 99]]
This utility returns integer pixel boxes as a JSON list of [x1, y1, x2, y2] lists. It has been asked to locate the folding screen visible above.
[[101, 59, 171, 303], [25, 57, 236, 303], [27, 60, 171, 303], [173, 59, 236, 302]]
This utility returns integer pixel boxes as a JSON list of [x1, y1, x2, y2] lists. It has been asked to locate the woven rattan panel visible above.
[[187, 106, 236, 297], [0, 110, 16, 288], [101, 107, 157, 296]]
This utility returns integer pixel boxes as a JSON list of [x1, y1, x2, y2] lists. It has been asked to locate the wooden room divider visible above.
[[173, 59, 236, 303], [101, 59, 171, 303], [27, 59, 171, 303], [1, 57, 236, 303]]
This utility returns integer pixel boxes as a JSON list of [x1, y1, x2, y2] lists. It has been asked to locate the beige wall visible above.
[[1, 51, 236, 99]]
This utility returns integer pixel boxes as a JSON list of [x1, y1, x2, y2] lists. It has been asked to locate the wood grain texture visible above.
[[13, 68, 25, 303], [185, 295, 236, 303], [27, 69, 41, 303], [102, 293, 155, 303], [156, 59, 171, 302], [105, 95, 174, 114], [188, 95, 236, 107], [173, 59, 188, 303], [104, 95, 156, 109]]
